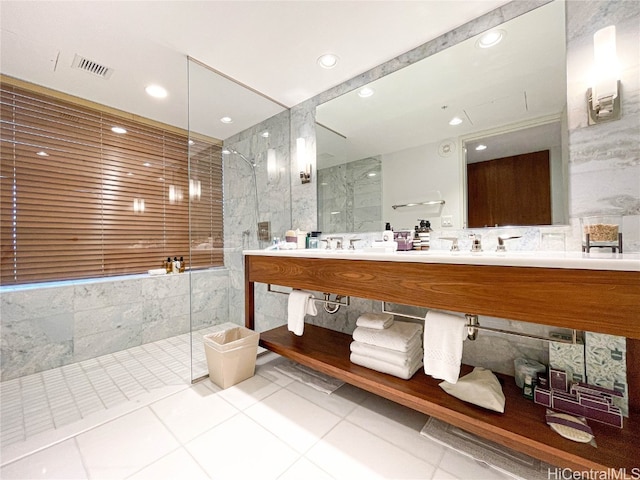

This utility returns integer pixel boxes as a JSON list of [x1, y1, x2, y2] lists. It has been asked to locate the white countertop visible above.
[[243, 248, 640, 271]]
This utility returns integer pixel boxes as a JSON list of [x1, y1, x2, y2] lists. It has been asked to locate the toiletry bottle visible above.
[[166, 257, 172, 274], [523, 375, 534, 400], [179, 256, 185, 273], [173, 256, 179, 273], [309, 231, 321, 249], [383, 222, 393, 242]]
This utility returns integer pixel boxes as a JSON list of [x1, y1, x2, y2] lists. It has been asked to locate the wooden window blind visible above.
[[0, 83, 223, 285]]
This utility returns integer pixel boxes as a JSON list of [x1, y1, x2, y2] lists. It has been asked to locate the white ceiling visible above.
[[0, 0, 511, 140]]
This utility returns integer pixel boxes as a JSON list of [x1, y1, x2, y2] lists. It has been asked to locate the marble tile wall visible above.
[[223, 109, 292, 328], [317, 157, 382, 233], [565, 0, 640, 252], [0, 269, 229, 381]]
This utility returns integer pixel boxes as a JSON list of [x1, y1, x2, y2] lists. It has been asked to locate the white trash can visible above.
[[203, 327, 260, 389]]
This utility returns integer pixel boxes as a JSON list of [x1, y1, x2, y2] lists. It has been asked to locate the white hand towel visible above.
[[350, 352, 423, 380], [356, 312, 394, 330], [352, 321, 422, 352], [423, 311, 468, 384], [350, 340, 422, 368], [287, 290, 317, 336]]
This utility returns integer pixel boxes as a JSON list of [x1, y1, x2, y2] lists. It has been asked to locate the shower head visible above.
[[223, 147, 256, 168]]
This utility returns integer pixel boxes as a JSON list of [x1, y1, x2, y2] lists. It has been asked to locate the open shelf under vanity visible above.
[[244, 251, 640, 473], [260, 324, 638, 472]]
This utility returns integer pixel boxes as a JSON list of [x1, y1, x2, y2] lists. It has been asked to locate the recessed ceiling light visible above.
[[36, 151, 49, 157], [368, 172, 377, 177], [475, 144, 487, 151], [111, 126, 127, 134], [220, 117, 233, 124], [477, 30, 505, 49], [448, 117, 463, 126], [330, 211, 341, 215], [222, 148, 231, 155], [261, 131, 270, 138], [188, 139, 195, 146], [317, 53, 339, 69], [145, 84, 167, 98], [358, 87, 374, 98], [143, 162, 152, 167]]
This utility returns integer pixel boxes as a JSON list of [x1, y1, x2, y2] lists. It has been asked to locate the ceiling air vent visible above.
[[71, 54, 114, 79]]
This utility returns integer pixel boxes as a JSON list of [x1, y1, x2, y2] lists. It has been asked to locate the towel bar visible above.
[[267, 284, 350, 307], [391, 199, 445, 210], [381, 302, 579, 345]]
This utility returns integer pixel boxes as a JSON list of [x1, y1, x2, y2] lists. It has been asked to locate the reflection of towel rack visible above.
[[391, 199, 445, 210], [267, 284, 350, 307], [381, 302, 579, 345]]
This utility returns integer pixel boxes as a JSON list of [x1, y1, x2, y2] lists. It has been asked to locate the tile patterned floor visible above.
[[0, 325, 227, 462], [1, 333, 521, 479]]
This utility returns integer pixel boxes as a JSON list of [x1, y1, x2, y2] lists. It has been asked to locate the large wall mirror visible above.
[[316, 0, 567, 233]]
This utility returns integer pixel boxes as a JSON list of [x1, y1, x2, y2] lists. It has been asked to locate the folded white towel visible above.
[[350, 340, 422, 368], [356, 312, 394, 330], [423, 311, 468, 384], [350, 352, 423, 380], [287, 290, 318, 336], [352, 321, 422, 352]]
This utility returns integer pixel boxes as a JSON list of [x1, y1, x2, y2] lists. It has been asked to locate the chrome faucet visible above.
[[496, 235, 522, 252], [440, 237, 460, 252], [469, 234, 483, 252], [324, 236, 344, 250], [348, 238, 361, 250]]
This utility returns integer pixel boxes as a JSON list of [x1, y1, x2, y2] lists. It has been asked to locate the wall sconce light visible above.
[[587, 25, 621, 125], [296, 137, 311, 184], [267, 148, 277, 183]]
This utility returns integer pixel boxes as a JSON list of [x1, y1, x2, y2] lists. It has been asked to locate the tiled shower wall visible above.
[[223, 109, 291, 330], [0, 269, 229, 381]]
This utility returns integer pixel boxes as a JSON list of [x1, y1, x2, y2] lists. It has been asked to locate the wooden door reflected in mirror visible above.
[[467, 150, 551, 228]]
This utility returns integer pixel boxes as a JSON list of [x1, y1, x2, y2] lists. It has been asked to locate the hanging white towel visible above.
[[352, 321, 422, 352], [287, 290, 317, 336], [356, 312, 394, 330], [423, 311, 468, 384]]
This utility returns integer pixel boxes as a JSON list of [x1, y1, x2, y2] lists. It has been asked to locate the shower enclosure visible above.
[[0, 57, 290, 462], [187, 58, 291, 382]]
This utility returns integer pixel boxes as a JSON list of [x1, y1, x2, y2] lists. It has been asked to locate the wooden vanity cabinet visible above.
[[244, 253, 640, 473]]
